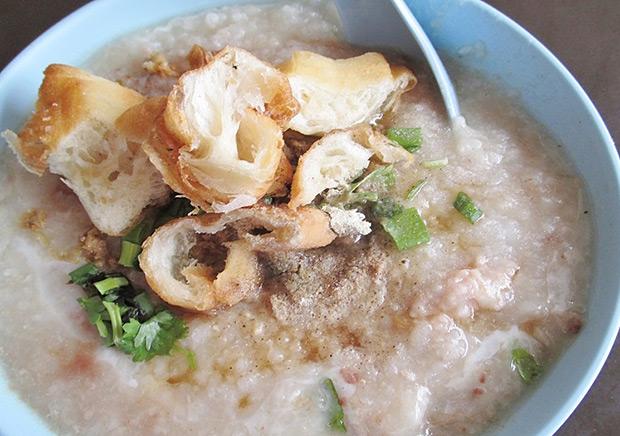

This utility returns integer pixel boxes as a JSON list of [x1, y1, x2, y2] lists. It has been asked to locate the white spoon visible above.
[[335, 0, 460, 121]]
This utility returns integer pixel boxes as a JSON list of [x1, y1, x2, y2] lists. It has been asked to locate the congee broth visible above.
[[0, 1, 591, 435]]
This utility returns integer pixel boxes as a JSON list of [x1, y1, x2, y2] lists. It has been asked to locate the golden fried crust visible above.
[[289, 128, 374, 209], [185, 44, 216, 70], [11, 64, 145, 175], [139, 215, 261, 312], [288, 125, 414, 209], [165, 46, 299, 142], [115, 96, 166, 143], [141, 114, 213, 208], [279, 51, 416, 135], [139, 204, 335, 312], [265, 152, 294, 198], [143, 47, 300, 209], [229, 204, 336, 251]]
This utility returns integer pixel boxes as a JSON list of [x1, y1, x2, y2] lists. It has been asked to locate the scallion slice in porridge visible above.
[[69, 262, 102, 285], [119, 221, 152, 268], [422, 157, 449, 168], [511, 348, 544, 384], [454, 191, 484, 224], [349, 164, 397, 192], [321, 378, 347, 433], [405, 177, 428, 200], [381, 207, 430, 250], [94, 276, 130, 295]]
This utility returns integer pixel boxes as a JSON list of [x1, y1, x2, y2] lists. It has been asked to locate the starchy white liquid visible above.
[[0, 2, 591, 435]]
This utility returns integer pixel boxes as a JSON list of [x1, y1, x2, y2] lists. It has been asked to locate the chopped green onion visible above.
[[405, 178, 428, 201], [123, 221, 151, 245], [381, 207, 430, 250], [94, 319, 110, 339], [262, 196, 274, 205], [69, 262, 101, 285], [350, 165, 396, 192], [119, 241, 142, 268], [387, 127, 422, 152], [94, 276, 129, 295], [321, 378, 347, 433], [453, 191, 484, 224], [511, 348, 544, 384], [422, 158, 448, 168], [119, 221, 152, 268], [349, 191, 380, 203]]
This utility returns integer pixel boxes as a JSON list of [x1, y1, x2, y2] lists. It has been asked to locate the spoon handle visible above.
[[391, 0, 460, 120]]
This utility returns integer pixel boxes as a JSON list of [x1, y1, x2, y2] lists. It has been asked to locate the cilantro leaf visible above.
[[118, 310, 190, 362], [69, 264, 195, 368]]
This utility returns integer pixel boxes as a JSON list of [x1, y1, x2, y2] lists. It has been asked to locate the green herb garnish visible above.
[[78, 296, 112, 344], [69, 262, 102, 285], [102, 300, 125, 345], [381, 207, 430, 250], [343, 165, 396, 209], [118, 310, 190, 363], [422, 158, 448, 168], [119, 221, 152, 268], [94, 276, 129, 295], [453, 191, 484, 224], [120, 197, 198, 269], [348, 191, 380, 204], [387, 127, 422, 152], [321, 378, 347, 433], [70, 264, 195, 368], [370, 196, 405, 218], [405, 178, 427, 201], [349, 165, 396, 193], [511, 348, 544, 384]]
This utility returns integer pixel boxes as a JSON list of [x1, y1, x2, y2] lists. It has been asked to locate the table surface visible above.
[[1, 1, 619, 435]]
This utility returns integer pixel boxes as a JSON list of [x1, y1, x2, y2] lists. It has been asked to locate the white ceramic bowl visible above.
[[0, 1, 619, 435]]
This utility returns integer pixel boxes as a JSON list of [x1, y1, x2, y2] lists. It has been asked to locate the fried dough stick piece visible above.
[[139, 205, 335, 312], [280, 50, 416, 135], [140, 46, 300, 212], [2, 64, 170, 236], [289, 125, 414, 209]]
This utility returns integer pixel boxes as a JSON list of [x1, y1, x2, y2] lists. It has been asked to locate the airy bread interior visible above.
[[144, 46, 300, 210], [3, 64, 170, 236], [279, 51, 416, 135]]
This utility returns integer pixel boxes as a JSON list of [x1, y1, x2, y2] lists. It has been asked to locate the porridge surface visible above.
[[0, 1, 591, 435]]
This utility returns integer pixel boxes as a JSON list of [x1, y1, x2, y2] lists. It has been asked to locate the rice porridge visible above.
[[0, 1, 591, 436]]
